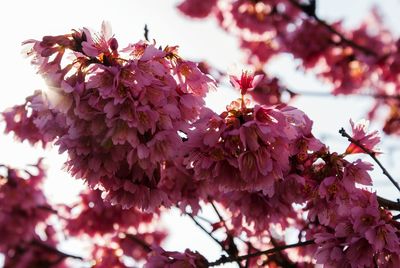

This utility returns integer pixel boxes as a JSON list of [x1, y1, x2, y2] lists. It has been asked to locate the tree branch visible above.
[[377, 195, 400, 211], [287, 0, 378, 56], [32, 239, 84, 261], [208, 240, 314, 266], [144, 24, 149, 42], [339, 128, 400, 193], [125, 233, 152, 253], [185, 212, 243, 268], [209, 201, 242, 267]]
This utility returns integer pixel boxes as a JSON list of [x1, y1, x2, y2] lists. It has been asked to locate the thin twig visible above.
[[186, 213, 243, 268], [32, 239, 83, 260], [195, 214, 214, 224], [266, 237, 297, 268], [293, 90, 400, 100], [186, 213, 226, 249], [339, 128, 400, 193], [287, 0, 378, 56], [208, 240, 314, 266], [210, 201, 229, 232], [209, 201, 242, 267], [244, 242, 251, 268], [144, 24, 149, 42], [125, 233, 152, 253]]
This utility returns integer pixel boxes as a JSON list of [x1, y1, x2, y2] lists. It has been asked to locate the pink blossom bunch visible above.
[[90, 245, 128, 268], [65, 189, 157, 236], [0, 162, 72, 267], [4, 235, 69, 268], [63, 189, 168, 265], [116, 231, 167, 261], [284, 20, 334, 69], [177, 0, 218, 18], [176, 1, 400, 136], [0, 160, 51, 252], [300, 150, 400, 266], [5, 22, 215, 210], [244, 71, 294, 106], [1, 90, 66, 146], [184, 94, 320, 198], [89, 230, 168, 267], [3, 11, 400, 266], [145, 246, 208, 268], [382, 103, 400, 135], [217, 188, 302, 234], [158, 159, 208, 214], [228, 0, 300, 35], [240, 39, 280, 65]]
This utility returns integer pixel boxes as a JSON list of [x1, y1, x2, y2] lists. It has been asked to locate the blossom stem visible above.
[[186, 212, 243, 268], [144, 24, 150, 42], [208, 239, 314, 266], [186, 213, 226, 249], [32, 239, 84, 260], [241, 95, 246, 111], [125, 233, 152, 253], [210, 201, 229, 231], [195, 214, 214, 224], [210, 201, 242, 264], [339, 128, 400, 193], [287, 0, 378, 56]]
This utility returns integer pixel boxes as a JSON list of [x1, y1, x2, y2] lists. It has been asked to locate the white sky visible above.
[[1, 1, 400, 267]]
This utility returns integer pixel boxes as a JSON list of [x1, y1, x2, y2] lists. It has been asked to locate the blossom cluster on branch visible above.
[[0, 161, 168, 267], [177, 0, 400, 136], [1, 16, 400, 268]]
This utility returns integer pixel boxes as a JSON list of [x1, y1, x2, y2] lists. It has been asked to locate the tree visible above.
[[1, 0, 400, 267]]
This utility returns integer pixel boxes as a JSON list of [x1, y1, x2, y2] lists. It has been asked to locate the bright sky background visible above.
[[1, 1, 400, 267]]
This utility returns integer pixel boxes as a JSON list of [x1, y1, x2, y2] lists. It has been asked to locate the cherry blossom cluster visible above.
[[177, 0, 400, 135], [66, 189, 167, 267], [3, 22, 215, 211], [0, 162, 170, 267], [2, 21, 400, 267], [0, 160, 70, 267], [145, 247, 208, 268]]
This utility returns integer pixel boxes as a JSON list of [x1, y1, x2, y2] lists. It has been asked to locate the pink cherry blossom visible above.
[[230, 70, 264, 95], [345, 119, 381, 155]]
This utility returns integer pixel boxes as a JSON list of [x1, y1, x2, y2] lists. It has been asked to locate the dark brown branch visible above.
[[210, 201, 227, 230], [209, 201, 242, 267], [37, 205, 59, 214], [125, 233, 152, 253], [186, 213, 225, 249], [208, 240, 314, 266], [32, 239, 83, 261], [186, 213, 243, 268], [266, 237, 297, 268], [287, 0, 378, 56], [377, 196, 400, 211], [195, 214, 214, 224], [144, 24, 149, 42], [339, 128, 400, 193]]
